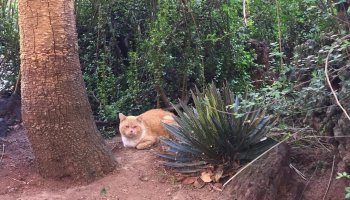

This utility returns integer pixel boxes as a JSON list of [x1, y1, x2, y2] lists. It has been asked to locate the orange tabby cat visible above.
[[118, 109, 175, 149]]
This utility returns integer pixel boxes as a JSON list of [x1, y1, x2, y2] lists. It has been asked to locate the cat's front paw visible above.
[[136, 142, 153, 150]]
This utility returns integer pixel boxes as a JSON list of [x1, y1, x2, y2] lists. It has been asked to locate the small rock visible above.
[[139, 175, 150, 182], [8, 187, 17, 193]]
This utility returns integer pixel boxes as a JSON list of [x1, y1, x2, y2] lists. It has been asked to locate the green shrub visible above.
[[159, 83, 276, 173], [336, 172, 350, 199], [0, 0, 19, 91]]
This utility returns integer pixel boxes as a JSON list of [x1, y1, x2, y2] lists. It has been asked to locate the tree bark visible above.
[[18, 0, 116, 181], [334, 0, 350, 33], [249, 39, 273, 87]]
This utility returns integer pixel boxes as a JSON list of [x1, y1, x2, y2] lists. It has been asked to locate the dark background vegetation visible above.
[[1, 0, 350, 139], [2, 1, 350, 198]]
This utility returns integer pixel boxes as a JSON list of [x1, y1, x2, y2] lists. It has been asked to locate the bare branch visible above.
[[324, 35, 350, 121]]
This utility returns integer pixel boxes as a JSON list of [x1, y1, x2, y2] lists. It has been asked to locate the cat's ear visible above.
[[119, 113, 126, 122], [136, 115, 143, 122]]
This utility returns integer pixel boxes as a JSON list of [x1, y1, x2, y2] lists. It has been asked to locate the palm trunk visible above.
[[18, 0, 116, 181]]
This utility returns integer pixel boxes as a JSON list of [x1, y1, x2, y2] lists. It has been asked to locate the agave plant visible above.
[[158, 83, 276, 173]]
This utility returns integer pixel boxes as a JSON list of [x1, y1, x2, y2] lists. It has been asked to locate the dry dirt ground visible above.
[[0, 125, 349, 200], [0, 126, 231, 200]]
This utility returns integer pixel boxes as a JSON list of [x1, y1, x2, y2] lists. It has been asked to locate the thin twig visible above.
[[299, 165, 319, 200], [298, 135, 350, 140], [274, 0, 283, 73], [315, 138, 332, 152], [8, 177, 28, 184], [324, 35, 350, 121], [13, 70, 21, 95], [222, 133, 347, 190], [322, 155, 335, 200], [0, 144, 5, 164], [270, 127, 315, 133], [289, 164, 307, 181], [222, 138, 288, 189], [242, 0, 247, 27]]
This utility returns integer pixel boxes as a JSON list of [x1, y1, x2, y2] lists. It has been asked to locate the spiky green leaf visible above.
[[159, 83, 276, 172]]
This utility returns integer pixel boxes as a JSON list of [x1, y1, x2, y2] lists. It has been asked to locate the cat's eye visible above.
[[132, 126, 137, 129], [126, 126, 129, 128]]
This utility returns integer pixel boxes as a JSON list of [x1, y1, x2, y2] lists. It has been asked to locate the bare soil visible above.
[[0, 126, 231, 200], [225, 141, 348, 200], [0, 124, 348, 200]]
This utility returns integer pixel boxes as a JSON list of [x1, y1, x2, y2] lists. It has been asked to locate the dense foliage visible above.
[[1, 0, 349, 138], [2, 0, 350, 194], [72, 0, 335, 123], [0, 0, 19, 91]]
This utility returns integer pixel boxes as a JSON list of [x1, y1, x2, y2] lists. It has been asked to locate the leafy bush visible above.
[[336, 172, 350, 199], [159, 83, 276, 173], [0, 0, 19, 91]]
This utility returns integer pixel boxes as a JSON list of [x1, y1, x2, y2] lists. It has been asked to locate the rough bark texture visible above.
[[334, 0, 350, 33], [248, 39, 273, 87], [18, 0, 116, 181]]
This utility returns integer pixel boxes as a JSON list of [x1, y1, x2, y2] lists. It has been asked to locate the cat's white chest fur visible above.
[[121, 136, 139, 147], [121, 130, 146, 148]]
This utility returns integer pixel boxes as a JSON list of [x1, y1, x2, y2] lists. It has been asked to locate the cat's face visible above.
[[119, 113, 143, 138]]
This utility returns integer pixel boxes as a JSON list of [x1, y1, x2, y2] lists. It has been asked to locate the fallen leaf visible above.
[[200, 171, 213, 183], [182, 176, 198, 185], [214, 167, 224, 182], [193, 178, 206, 189]]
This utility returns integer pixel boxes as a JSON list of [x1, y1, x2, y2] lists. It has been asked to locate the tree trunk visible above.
[[18, 0, 116, 181], [334, 0, 350, 33]]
